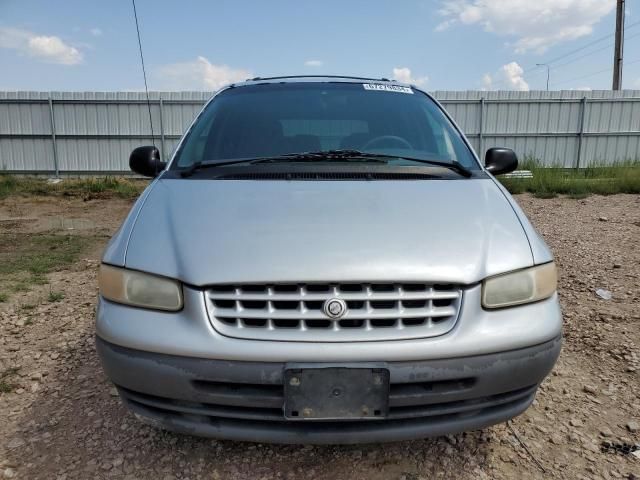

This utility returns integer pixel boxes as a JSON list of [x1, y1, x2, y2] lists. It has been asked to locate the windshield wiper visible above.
[[317, 150, 473, 177], [253, 150, 387, 164], [180, 151, 385, 177], [180, 150, 472, 177]]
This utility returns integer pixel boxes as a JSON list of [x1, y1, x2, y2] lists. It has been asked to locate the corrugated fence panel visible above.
[[438, 101, 479, 135], [55, 138, 157, 172], [0, 102, 51, 134], [582, 135, 640, 165], [1, 90, 639, 172], [484, 136, 578, 167], [0, 138, 53, 171], [163, 102, 206, 135]]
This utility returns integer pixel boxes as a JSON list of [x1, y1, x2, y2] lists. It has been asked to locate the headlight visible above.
[[482, 262, 557, 309], [98, 264, 183, 311]]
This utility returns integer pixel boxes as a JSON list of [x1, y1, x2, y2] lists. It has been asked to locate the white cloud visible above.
[[0, 27, 83, 64], [304, 59, 323, 67], [481, 73, 493, 90], [90, 28, 102, 37], [156, 56, 251, 90], [482, 62, 529, 91], [392, 67, 429, 87], [437, 0, 616, 53]]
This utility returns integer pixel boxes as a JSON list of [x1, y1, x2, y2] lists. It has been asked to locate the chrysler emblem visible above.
[[323, 298, 347, 319]]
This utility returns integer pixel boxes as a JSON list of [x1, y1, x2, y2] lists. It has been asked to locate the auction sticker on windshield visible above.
[[363, 83, 414, 94]]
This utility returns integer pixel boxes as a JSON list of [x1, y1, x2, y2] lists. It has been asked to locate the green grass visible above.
[[11, 281, 31, 293], [0, 234, 96, 301], [0, 381, 13, 394], [0, 367, 20, 394], [0, 174, 146, 200], [0, 293, 7, 302], [0, 234, 90, 276], [499, 158, 640, 198], [47, 291, 65, 302]]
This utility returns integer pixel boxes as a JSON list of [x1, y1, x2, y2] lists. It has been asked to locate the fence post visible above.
[[575, 96, 587, 169], [159, 96, 166, 161], [47, 94, 59, 177], [478, 97, 485, 158]]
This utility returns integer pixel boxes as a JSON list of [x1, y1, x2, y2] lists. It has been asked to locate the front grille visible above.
[[119, 382, 537, 424], [205, 283, 462, 341]]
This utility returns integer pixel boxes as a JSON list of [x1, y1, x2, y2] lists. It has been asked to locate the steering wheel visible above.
[[362, 135, 413, 150]]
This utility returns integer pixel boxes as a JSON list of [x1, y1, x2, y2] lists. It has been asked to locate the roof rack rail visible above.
[[246, 75, 393, 82]]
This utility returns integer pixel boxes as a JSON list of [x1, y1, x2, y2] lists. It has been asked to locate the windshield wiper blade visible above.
[[180, 158, 263, 177], [180, 151, 386, 177], [253, 150, 387, 164], [402, 157, 473, 177], [180, 150, 473, 178], [292, 150, 474, 177]]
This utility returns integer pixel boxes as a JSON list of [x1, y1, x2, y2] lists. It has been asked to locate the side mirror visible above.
[[129, 146, 166, 177], [484, 148, 518, 175]]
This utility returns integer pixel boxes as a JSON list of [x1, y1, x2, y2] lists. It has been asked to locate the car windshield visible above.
[[171, 82, 479, 170]]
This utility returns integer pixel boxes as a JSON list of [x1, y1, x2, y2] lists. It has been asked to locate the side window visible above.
[[176, 110, 217, 166]]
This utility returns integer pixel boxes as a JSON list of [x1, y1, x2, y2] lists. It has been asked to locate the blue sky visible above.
[[0, 0, 639, 91]]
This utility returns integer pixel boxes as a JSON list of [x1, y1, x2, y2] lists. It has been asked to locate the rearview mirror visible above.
[[484, 148, 518, 175], [129, 146, 166, 177]]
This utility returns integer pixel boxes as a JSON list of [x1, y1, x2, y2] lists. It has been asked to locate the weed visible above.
[[0, 293, 7, 302], [11, 281, 30, 293], [0, 234, 96, 296], [0, 235, 92, 277], [499, 160, 640, 197], [0, 174, 146, 200], [31, 275, 49, 285], [533, 191, 558, 199], [48, 291, 65, 302], [0, 367, 20, 394], [20, 304, 35, 311]]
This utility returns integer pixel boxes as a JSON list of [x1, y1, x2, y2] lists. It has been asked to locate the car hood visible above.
[[121, 178, 533, 285]]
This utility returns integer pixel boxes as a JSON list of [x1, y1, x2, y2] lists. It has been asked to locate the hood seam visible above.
[[487, 175, 536, 265], [123, 177, 162, 266]]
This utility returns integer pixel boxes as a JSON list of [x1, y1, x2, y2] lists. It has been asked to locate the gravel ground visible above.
[[0, 193, 639, 480]]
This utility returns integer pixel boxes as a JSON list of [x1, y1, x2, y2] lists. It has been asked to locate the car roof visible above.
[[231, 75, 413, 88]]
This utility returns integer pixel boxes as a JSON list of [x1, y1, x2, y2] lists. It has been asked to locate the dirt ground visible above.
[[0, 193, 639, 480]]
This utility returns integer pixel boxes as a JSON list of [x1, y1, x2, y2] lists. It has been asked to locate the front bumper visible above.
[[96, 335, 561, 444]]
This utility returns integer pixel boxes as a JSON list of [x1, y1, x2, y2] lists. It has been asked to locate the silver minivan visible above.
[[96, 76, 562, 444]]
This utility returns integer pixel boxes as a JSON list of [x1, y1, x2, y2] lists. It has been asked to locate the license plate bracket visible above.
[[283, 367, 390, 420]]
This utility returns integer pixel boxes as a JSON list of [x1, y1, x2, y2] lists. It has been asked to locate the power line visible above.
[[490, 19, 640, 88], [550, 58, 640, 87], [540, 19, 640, 69], [550, 66, 611, 87], [550, 30, 640, 72], [132, 0, 155, 146], [550, 43, 615, 70]]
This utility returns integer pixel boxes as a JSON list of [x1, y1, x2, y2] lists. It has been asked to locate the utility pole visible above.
[[536, 63, 550, 91], [612, 0, 625, 90]]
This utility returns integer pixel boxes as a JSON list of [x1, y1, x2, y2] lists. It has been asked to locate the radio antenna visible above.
[[132, 0, 155, 147]]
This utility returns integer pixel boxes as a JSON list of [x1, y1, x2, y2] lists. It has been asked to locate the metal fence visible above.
[[1, 89, 639, 174]]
